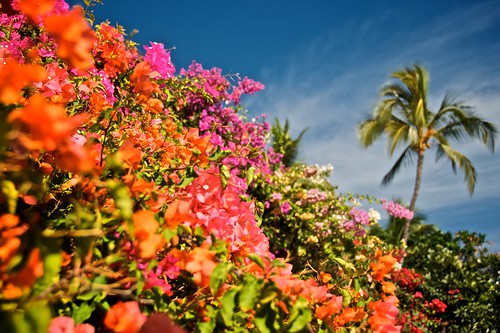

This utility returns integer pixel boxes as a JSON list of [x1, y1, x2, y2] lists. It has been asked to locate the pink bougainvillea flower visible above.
[[74, 324, 95, 333], [48, 316, 95, 333], [144, 42, 175, 79], [34, 62, 76, 103], [381, 199, 414, 220], [139, 313, 186, 333], [48, 316, 75, 333]]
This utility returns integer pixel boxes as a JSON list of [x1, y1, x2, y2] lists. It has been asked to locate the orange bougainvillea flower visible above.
[[0, 214, 25, 272], [315, 295, 343, 320], [173, 245, 217, 289], [132, 210, 164, 259], [18, 0, 55, 21], [55, 139, 93, 173], [334, 307, 366, 327], [381, 280, 396, 295], [370, 254, 398, 282], [0, 59, 47, 104], [119, 140, 144, 169], [368, 296, 401, 333], [164, 198, 195, 228], [8, 94, 83, 151], [93, 23, 137, 78], [0, 214, 19, 230], [44, 7, 96, 70], [2, 248, 44, 299], [104, 301, 146, 333], [130, 61, 160, 97]]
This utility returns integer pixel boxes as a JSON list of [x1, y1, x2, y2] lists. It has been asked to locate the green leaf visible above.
[[354, 278, 361, 292], [259, 283, 279, 304], [238, 275, 262, 310], [1, 180, 18, 214], [73, 302, 95, 324], [3, 301, 52, 333], [285, 296, 311, 333], [33, 237, 62, 294], [198, 306, 216, 333], [341, 289, 351, 307], [254, 303, 274, 333], [333, 257, 355, 272], [208, 146, 231, 161], [246, 167, 256, 186], [209, 262, 233, 295], [107, 180, 133, 230], [76, 290, 99, 301], [221, 288, 238, 326], [415, 97, 426, 127], [220, 164, 231, 189], [247, 253, 265, 270]]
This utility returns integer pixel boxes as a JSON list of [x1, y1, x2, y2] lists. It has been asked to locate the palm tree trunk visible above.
[[402, 149, 424, 243]]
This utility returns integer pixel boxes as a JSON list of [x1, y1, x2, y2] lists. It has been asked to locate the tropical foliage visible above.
[[270, 118, 308, 167]]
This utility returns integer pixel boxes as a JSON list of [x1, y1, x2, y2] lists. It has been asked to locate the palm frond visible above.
[[435, 143, 477, 194], [382, 145, 417, 186], [380, 84, 412, 103], [358, 118, 384, 147], [386, 120, 411, 155], [437, 116, 497, 153]]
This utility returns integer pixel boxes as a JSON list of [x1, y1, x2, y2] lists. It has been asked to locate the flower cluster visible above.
[[382, 199, 414, 220]]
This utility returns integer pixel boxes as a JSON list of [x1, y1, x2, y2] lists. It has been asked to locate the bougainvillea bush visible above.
[[0, 1, 449, 332]]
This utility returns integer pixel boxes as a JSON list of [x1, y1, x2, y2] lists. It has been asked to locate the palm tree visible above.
[[271, 118, 308, 167], [358, 64, 497, 243]]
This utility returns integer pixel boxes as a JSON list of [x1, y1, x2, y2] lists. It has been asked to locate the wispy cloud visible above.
[[248, 1, 500, 250]]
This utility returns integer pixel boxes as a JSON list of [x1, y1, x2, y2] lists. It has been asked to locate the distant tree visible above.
[[358, 64, 497, 243], [271, 118, 308, 167], [404, 227, 500, 332]]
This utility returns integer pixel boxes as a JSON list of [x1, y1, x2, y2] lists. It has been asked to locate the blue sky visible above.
[[69, 0, 500, 251]]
